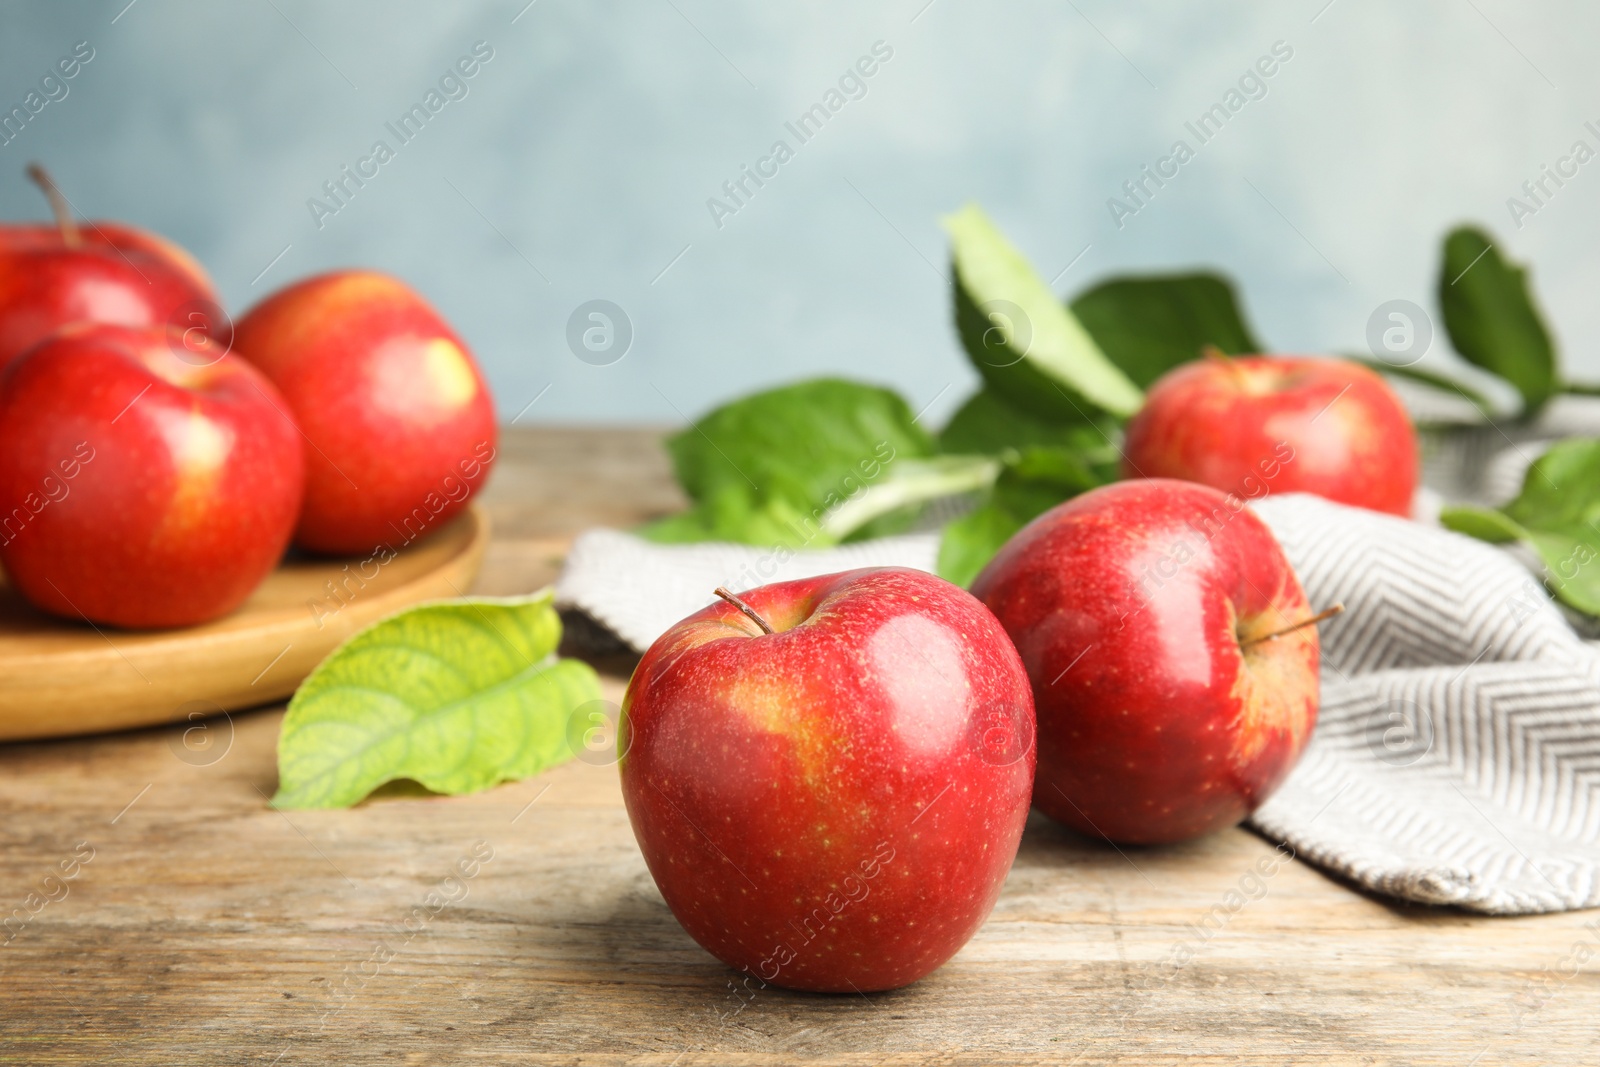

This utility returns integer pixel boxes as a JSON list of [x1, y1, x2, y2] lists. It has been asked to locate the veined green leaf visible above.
[[1438, 505, 1527, 544], [936, 444, 1115, 587], [273, 592, 601, 810], [820, 455, 1000, 541], [1500, 438, 1600, 530], [943, 204, 1143, 421], [937, 503, 1028, 594], [938, 387, 1118, 456], [1439, 439, 1600, 616], [1437, 226, 1557, 417], [639, 378, 935, 549], [1069, 271, 1263, 388]]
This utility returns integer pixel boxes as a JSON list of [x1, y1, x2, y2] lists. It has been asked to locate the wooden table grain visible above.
[[2, 427, 1596, 1066]]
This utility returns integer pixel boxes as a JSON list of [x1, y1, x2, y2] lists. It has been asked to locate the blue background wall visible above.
[[1, 1, 1594, 424]]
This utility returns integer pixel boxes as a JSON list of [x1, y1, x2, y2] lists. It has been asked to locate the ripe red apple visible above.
[[972, 479, 1321, 845], [1122, 354, 1417, 516], [620, 567, 1035, 993], [232, 270, 496, 555], [0, 165, 222, 371], [0, 323, 303, 628]]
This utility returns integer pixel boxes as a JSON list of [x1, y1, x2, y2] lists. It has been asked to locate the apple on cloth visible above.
[[557, 491, 1600, 916], [621, 568, 1034, 992], [971, 479, 1325, 845]]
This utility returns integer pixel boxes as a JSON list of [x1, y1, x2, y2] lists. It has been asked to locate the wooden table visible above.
[[3, 427, 1595, 1066]]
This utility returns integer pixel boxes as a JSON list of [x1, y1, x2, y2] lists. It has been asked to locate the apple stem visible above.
[[1205, 344, 1258, 391], [713, 586, 775, 635], [26, 163, 81, 248], [1241, 603, 1344, 649]]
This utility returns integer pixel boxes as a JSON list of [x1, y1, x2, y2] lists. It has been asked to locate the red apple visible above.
[[620, 567, 1035, 993], [971, 479, 1320, 845], [232, 270, 496, 555], [1122, 354, 1417, 516], [0, 323, 303, 628], [0, 165, 222, 372]]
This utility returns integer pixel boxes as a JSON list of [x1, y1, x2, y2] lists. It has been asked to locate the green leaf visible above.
[[938, 387, 1117, 456], [1501, 439, 1600, 533], [1440, 439, 1600, 616], [943, 204, 1143, 421], [637, 488, 821, 548], [639, 378, 935, 549], [936, 445, 1114, 587], [272, 592, 602, 810], [1437, 226, 1557, 417], [822, 455, 1000, 540], [1523, 531, 1600, 616], [938, 503, 1028, 593], [1438, 505, 1528, 544], [1069, 272, 1263, 388]]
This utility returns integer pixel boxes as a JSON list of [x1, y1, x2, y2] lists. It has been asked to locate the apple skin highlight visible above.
[[620, 567, 1035, 992]]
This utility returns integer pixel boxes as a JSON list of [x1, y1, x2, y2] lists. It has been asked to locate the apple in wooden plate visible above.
[[1122, 353, 1417, 516], [232, 270, 496, 555], [0, 323, 303, 628], [620, 567, 1035, 992], [972, 479, 1325, 845], [0, 165, 223, 372]]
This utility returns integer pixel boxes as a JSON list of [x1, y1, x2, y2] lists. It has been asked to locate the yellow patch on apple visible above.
[[158, 408, 232, 537], [422, 338, 478, 407]]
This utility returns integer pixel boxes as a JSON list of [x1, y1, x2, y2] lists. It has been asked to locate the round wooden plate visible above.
[[0, 505, 490, 741]]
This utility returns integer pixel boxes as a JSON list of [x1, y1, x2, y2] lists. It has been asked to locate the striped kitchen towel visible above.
[[556, 493, 1600, 915], [1247, 494, 1600, 915]]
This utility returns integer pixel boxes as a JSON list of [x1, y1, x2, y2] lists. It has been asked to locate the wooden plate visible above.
[[0, 505, 489, 741]]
